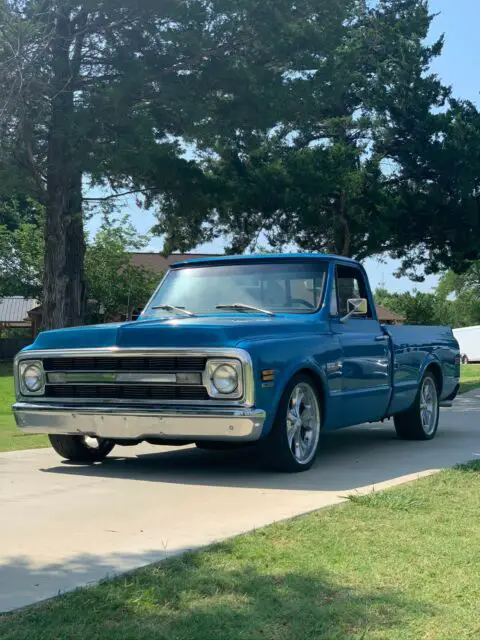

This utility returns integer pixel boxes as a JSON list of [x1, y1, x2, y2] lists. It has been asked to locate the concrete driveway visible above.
[[1, 390, 479, 613]]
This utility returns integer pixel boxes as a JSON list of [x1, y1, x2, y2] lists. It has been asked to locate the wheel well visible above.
[[426, 362, 443, 395], [295, 367, 326, 422]]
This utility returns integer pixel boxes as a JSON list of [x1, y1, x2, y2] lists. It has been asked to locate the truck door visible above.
[[329, 264, 391, 426]]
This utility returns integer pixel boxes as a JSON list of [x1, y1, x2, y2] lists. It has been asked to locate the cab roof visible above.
[[170, 253, 358, 269]]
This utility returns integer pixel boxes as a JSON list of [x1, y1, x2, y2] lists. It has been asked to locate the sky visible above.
[[87, 0, 480, 294]]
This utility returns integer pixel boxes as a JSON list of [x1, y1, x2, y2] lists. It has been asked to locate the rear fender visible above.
[[418, 355, 443, 396]]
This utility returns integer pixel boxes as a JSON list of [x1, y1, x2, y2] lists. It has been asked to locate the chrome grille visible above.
[[43, 356, 206, 372], [41, 354, 209, 402], [46, 384, 210, 401]]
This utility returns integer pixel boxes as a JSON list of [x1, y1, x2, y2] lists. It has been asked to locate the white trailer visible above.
[[453, 326, 480, 364]]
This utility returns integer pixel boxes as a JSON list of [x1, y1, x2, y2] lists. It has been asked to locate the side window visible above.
[[335, 265, 372, 318]]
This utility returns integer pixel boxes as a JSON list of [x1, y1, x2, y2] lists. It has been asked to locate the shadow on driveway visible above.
[[41, 399, 480, 494]]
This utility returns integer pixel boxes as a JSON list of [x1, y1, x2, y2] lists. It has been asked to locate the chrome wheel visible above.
[[286, 382, 321, 465], [82, 436, 114, 457], [84, 436, 102, 449], [420, 377, 438, 436]]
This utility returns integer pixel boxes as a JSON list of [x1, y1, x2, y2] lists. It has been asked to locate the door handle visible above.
[[375, 335, 388, 341]]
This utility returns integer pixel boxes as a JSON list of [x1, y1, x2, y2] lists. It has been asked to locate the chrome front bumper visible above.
[[13, 403, 266, 442]]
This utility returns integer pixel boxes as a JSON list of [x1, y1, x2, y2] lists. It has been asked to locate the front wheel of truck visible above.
[[48, 434, 115, 463], [262, 373, 322, 472], [394, 372, 439, 441]]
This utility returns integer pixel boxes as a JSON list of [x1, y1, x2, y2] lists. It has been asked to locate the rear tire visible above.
[[394, 372, 439, 441], [48, 434, 115, 463], [261, 373, 321, 472]]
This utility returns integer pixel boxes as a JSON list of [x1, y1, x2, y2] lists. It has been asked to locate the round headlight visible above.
[[212, 364, 238, 394], [22, 364, 43, 392]]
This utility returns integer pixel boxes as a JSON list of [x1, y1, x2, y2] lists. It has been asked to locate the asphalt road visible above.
[[1, 390, 479, 613]]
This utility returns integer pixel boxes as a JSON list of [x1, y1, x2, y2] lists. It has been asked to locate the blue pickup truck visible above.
[[13, 254, 460, 472]]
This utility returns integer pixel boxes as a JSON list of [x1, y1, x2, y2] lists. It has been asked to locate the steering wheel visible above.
[[290, 298, 315, 309]]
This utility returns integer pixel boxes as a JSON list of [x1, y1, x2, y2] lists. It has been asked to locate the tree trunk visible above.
[[332, 190, 352, 257], [42, 8, 85, 330], [43, 172, 85, 330]]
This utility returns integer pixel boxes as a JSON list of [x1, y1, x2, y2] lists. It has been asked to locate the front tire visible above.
[[262, 373, 321, 472], [48, 434, 115, 463], [394, 372, 439, 441]]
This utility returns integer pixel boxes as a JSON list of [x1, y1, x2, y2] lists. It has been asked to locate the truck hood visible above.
[[25, 314, 316, 351]]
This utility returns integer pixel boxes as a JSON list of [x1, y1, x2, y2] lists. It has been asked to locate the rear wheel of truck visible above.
[[394, 372, 439, 441], [262, 373, 321, 472], [48, 434, 115, 463]]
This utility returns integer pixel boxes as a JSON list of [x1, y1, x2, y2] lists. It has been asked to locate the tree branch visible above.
[[70, 10, 88, 80], [82, 188, 152, 202], [72, 13, 135, 39]]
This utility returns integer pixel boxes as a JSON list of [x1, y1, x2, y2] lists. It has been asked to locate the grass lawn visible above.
[[458, 363, 480, 394], [1, 363, 479, 453], [1, 461, 479, 639], [0, 362, 48, 452]]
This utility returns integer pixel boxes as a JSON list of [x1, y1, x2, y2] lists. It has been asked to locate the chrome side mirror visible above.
[[341, 298, 368, 323]]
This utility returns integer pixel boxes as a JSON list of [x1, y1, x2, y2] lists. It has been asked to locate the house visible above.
[[375, 304, 405, 325], [129, 252, 220, 275], [0, 297, 39, 335]]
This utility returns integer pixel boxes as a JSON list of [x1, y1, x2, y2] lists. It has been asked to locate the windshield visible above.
[[143, 262, 327, 316]]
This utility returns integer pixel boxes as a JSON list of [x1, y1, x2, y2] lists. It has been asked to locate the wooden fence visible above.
[[0, 337, 32, 360]]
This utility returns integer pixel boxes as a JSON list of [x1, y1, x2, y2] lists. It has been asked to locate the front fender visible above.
[[261, 356, 328, 437], [240, 334, 334, 438]]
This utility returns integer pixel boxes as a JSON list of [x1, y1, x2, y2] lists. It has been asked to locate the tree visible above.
[[154, 0, 405, 256], [3, 0, 480, 313], [84, 217, 158, 321], [374, 276, 480, 328], [0, 195, 43, 231], [374, 288, 444, 325], [382, 99, 480, 280], [0, 218, 43, 298], [0, 0, 185, 328], [436, 264, 480, 328], [154, 0, 480, 281], [0, 214, 158, 319], [1, 0, 356, 329]]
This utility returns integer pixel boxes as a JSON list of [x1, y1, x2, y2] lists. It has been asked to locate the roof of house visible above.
[[129, 253, 221, 274], [0, 297, 39, 323], [375, 304, 405, 322]]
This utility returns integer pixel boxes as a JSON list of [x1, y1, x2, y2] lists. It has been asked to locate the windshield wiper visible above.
[[216, 303, 275, 317], [151, 304, 196, 317]]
